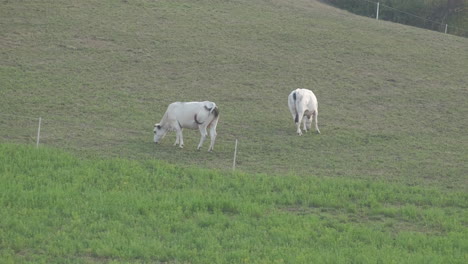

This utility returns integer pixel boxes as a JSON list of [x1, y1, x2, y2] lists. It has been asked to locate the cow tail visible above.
[[211, 105, 219, 118], [292, 92, 299, 123], [204, 104, 219, 118], [210, 106, 219, 128]]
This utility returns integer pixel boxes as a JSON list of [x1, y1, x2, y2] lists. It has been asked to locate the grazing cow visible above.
[[288, 88, 320, 135], [153, 101, 219, 151]]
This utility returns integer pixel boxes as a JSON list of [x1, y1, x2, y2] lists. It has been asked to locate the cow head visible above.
[[153, 123, 166, 143]]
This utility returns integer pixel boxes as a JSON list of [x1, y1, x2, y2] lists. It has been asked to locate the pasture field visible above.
[[0, 144, 467, 263], [0, 0, 467, 262], [1, 0, 467, 191]]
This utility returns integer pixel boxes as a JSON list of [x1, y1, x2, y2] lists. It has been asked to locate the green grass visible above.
[[0, 1, 467, 261], [1, 0, 467, 190], [0, 144, 467, 263]]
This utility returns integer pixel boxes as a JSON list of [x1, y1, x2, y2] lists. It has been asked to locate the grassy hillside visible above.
[[1, 144, 466, 263], [1, 0, 467, 190]]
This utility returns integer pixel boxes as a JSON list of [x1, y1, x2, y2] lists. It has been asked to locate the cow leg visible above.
[[313, 111, 320, 134], [296, 120, 303, 135], [176, 128, 184, 148], [295, 112, 303, 136], [207, 118, 219, 152], [303, 115, 313, 133], [303, 116, 308, 132], [174, 132, 179, 146], [197, 126, 208, 151]]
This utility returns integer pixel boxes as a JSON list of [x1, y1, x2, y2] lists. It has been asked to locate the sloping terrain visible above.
[[1, 0, 467, 189]]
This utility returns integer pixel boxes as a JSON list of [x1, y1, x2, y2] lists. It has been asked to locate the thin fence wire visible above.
[[0, 113, 39, 145], [338, 0, 468, 36], [0, 113, 278, 171], [1, 113, 370, 178]]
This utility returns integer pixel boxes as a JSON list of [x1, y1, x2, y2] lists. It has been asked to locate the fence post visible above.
[[232, 139, 238, 171], [36, 117, 42, 148], [445, 24, 448, 34], [376, 2, 380, 20]]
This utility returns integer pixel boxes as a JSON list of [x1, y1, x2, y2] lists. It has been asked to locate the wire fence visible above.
[[0, 113, 297, 172], [331, 0, 468, 37]]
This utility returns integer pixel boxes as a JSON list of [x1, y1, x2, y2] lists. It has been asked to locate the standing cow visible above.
[[153, 101, 219, 151], [288, 88, 320, 135]]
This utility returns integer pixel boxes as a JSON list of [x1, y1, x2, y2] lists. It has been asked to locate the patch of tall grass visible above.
[[1, 144, 466, 263]]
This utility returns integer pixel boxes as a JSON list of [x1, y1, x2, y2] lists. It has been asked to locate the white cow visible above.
[[153, 101, 219, 151], [288, 88, 320, 135]]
